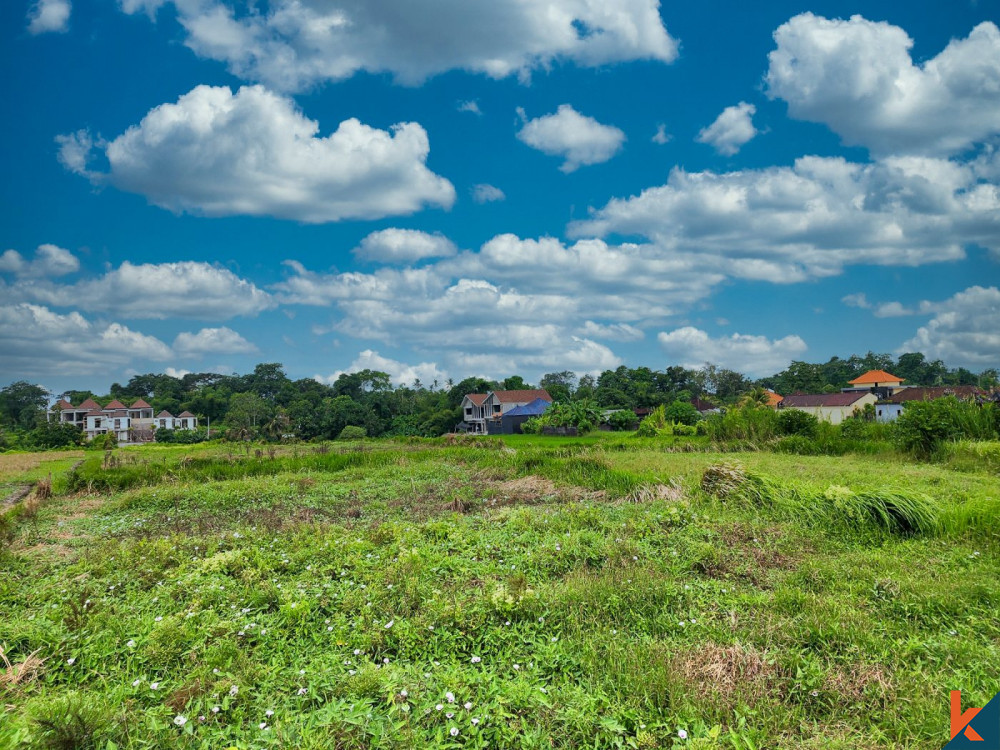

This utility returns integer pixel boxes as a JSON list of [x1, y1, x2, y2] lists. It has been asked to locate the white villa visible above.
[[49, 398, 197, 444], [458, 389, 553, 433]]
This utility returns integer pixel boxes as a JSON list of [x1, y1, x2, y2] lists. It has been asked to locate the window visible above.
[[465, 407, 472, 416], [493, 404, 501, 413]]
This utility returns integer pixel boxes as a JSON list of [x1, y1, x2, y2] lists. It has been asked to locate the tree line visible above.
[[0, 351, 996, 449]]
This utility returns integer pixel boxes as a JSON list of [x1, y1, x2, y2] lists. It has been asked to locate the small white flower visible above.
[[384, 620, 394, 629], [259, 722, 268, 730], [265, 710, 274, 717], [297, 687, 308, 695], [132, 678, 141, 687], [471, 717, 480, 726], [435, 704, 443, 711], [678, 729, 687, 740], [126, 639, 136, 648], [450, 727, 459, 737], [229, 685, 239, 697], [154, 616, 163, 622], [150, 682, 159, 690], [446, 712, 454, 719], [513, 664, 520, 671], [471, 656, 481, 663], [464, 702, 473, 710], [211, 706, 220, 714], [446, 691, 455, 703], [348, 670, 356, 676], [198, 715, 206, 722], [173, 715, 187, 727], [66, 658, 76, 665], [383, 657, 389, 664], [400, 689, 408, 698]]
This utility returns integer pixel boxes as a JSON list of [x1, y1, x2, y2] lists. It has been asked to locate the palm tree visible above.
[[738, 387, 771, 408]]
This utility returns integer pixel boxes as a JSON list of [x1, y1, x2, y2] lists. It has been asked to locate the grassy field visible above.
[[1, 436, 998, 749]]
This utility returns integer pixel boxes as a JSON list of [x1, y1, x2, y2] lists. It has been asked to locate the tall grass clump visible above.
[[704, 407, 779, 446], [699, 463, 940, 536], [941, 441, 1000, 474]]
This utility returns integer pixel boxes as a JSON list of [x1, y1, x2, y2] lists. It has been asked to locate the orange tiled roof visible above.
[[848, 369, 903, 385]]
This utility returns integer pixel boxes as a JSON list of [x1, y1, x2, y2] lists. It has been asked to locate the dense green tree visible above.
[[0, 381, 50, 428], [502, 375, 530, 391]]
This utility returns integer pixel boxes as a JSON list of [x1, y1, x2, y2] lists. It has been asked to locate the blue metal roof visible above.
[[504, 398, 551, 417]]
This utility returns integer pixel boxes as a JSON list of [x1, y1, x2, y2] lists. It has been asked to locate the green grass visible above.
[[1, 438, 998, 749]]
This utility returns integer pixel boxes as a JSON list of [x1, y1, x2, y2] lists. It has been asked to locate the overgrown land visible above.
[[1, 434, 998, 749]]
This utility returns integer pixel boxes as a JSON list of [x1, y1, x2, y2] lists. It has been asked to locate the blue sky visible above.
[[2, 0, 998, 393]]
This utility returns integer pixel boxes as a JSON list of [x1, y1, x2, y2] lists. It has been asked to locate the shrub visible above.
[[155, 427, 209, 444], [606, 410, 637, 432], [664, 400, 701, 426], [85, 433, 117, 451], [776, 409, 818, 437], [338, 425, 367, 440], [704, 406, 779, 444], [895, 397, 998, 456], [636, 405, 666, 437]]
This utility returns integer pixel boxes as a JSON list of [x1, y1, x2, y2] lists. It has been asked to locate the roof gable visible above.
[[131, 399, 152, 409], [463, 393, 487, 406], [178, 411, 195, 418], [77, 398, 101, 410], [887, 386, 982, 404], [848, 369, 903, 385], [104, 399, 127, 410], [156, 410, 174, 418]]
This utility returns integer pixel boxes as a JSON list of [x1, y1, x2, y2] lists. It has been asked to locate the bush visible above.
[[606, 410, 637, 432], [895, 397, 998, 456], [338, 425, 367, 440], [86, 433, 117, 451], [776, 409, 818, 437], [704, 406, 779, 444], [155, 427, 209, 444], [636, 405, 666, 437], [664, 400, 700, 426]]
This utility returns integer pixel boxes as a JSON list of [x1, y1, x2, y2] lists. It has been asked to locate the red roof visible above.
[[104, 399, 127, 409], [887, 386, 982, 404], [156, 410, 174, 418], [765, 390, 783, 407], [131, 399, 152, 409], [178, 411, 195, 418], [848, 369, 903, 385], [492, 389, 553, 404], [77, 398, 101, 410], [55, 399, 75, 410], [781, 392, 872, 408], [464, 393, 487, 406]]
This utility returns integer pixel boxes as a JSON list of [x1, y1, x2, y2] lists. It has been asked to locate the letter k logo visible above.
[[953, 691, 985, 741]]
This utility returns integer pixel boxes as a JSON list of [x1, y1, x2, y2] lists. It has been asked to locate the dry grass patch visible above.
[[0, 645, 45, 694], [673, 642, 787, 704], [824, 663, 895, 706]]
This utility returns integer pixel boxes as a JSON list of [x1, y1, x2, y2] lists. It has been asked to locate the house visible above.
[[456, 389, 553, 433], [48, 398, 197, 444], [496, 398, 552, 435], [843, 369, 906, 399], [691, 396, 721, 414], [778, 392, 877, 425], [875, 386, 984, 423], [764, 390, 783, 409], [459, 394, 489, 433]]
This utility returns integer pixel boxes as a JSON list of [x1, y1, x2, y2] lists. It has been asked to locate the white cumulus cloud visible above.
[[0, 244, 79, 278], [517, 104, 626, 172], [0, 303, 171, 378], [472, 184, 506, 203], [353, 229, 457, 264], [119, 0, 677, 91], [58, 84, 455, 223], [900, 286, 1000, 367], [27, 0, 70, 34], [696, 102, 758, 156], [570, 155, 1000, 280], [657, 327, 808, 376], [174, 327, 258, 356], [7, 260, 274, 320], [318, 350, 448, 388], [766, 14, 1000, 156]]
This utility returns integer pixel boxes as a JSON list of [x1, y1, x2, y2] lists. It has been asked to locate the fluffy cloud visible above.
[[317, 349, 448, 388], [516, 105, 626, 172], [120, 0, 677, 91], [900, 286, 1000, 367], [657, 327, 807, 376], [472, 184, 506, 204], [27, 0, 70, 34], [458, 100, 482, 116], [0, 303, 171, 378], [766, 14, 1000, 156], [696, 102, 758, 156], [58, 85, 455, 222], [173, 327, 258, 356], [9, 260, 274, 320], [571, 155, 1000, 280], [0, 244, 79, 278], [353, 229, 457, 264], [652, 124, 671, 145], [841, 292, 870, 309], [580, 321, 644, 342]]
